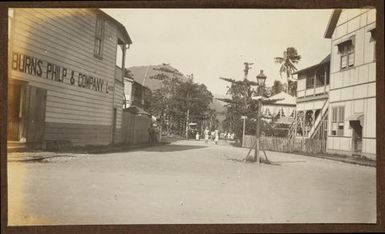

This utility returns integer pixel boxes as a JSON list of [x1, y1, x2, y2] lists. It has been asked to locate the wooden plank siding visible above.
[[327, 9, 376, 159], [121, 112, 151, 145], [9, 8, 128, 146], [45, 122, 112, 146]]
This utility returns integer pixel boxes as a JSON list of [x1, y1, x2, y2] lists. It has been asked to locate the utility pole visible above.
[[185, 108, 190, 139], [254, 97, 262, 164], [243, 62, 254, 80], [241, 116, 247, 147]]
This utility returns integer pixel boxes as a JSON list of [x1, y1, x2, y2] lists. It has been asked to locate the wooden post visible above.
[[254, 99, 261, 164], [324, 66, 327, 94], [242, 116, 246, 147], [313, 70, 316, 95], [294, 110, 297, 138], [185, 108, 189, 139]]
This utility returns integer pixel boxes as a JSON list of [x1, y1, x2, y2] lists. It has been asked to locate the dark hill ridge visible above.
[[210, 95, 229, 114], [127, 64, 188, 90]]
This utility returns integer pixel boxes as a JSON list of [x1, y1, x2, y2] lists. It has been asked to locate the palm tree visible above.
[[274, 47, 301, 96]]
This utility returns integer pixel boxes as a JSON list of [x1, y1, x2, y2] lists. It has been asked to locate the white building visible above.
[[292, 55, 330, 140], [324, 9, 376, 159]]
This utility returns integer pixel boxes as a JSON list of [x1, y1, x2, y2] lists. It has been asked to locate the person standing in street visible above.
[[148, 126, 154, 144], [195, 131, 200, 141], [214, 129, 219, 145], [204, 128, 209, 143]]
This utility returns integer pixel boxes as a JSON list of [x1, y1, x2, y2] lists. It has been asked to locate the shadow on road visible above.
[[141, 144, 208, 152], [224, 156, 281, 166]]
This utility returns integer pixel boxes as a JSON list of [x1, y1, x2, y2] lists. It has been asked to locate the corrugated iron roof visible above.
[[293, 54, 330, 75], [266, 91, 296, 106]]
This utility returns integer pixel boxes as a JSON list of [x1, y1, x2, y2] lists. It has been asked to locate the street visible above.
[[8, 140, 376, 225]]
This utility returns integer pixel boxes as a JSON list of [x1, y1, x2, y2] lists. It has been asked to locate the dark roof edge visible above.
[[324, 9, 342, 39], [96, 9, 132, 44]]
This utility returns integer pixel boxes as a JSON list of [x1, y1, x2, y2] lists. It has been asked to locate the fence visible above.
[[243, 135, 327, 154], [121, 111, 152, 145]]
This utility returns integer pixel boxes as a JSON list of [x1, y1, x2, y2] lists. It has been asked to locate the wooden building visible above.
[[262, 91, 296, 121], [291, 55, 330, 140], [8, 8, 132, 149], [262, 91, 296, 137], [324, 9, 376, 159]]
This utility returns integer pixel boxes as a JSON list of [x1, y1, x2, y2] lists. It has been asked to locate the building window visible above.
[[94, 15, 105, 59], [338, 39, 354, 70], [306, 75, 314, 89], [116, 44, 124, 68], [331, 106, 344, 136]]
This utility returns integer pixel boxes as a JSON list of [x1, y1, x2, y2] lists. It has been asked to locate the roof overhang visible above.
[[335, 35, 355, 48], [346, 113, 364, 121], [293, 54, 330, 75], [346, 112, 364, 126], [324, 9, 342, 39]]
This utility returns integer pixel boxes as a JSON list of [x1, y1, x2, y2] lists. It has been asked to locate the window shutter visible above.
[[341, 55, 347, 69], [348, 52, 354, 66], [338, 106, 344, 122]]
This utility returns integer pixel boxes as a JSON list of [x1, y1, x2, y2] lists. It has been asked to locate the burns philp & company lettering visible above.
[[12, 52, 43, 77], [12, 51, 107, 94], [77, 73, 104, 92], [46, 62, 65, 83]]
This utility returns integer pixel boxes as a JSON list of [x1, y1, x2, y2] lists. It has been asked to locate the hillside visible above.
[[210, 95, 229, 114], [127, 64, 187, 90]]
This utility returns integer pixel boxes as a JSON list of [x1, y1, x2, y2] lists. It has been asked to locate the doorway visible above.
[[8, 82, 27, 141], [7, 82, 47, 147], [350, 120, 362, 153]]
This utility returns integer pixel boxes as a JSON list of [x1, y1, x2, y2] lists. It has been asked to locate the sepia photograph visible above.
[[2, 2, 383, 232]]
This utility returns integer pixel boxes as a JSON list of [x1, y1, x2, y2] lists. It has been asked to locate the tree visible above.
[[220, 78, 259, 143], [274, 47, 301, 96], [271, 80, 284, 95], [220, 75, 277, 146], [173, 78, 214, 137], [148, 65, 183, 135], [148, 66, 214, 137]]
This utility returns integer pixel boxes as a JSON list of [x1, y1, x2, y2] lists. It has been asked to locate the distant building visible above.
[[132, 81, 151, 109], [123, 69, 134, 108], [262, 91, 296, 136], [291, 55, 330, 140], [262, 91, 296, 121], [324, 9, 376, 159], [8, 9, 132, 149]]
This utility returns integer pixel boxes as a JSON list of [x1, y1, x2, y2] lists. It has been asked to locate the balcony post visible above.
[[324, 67, 327, 94]]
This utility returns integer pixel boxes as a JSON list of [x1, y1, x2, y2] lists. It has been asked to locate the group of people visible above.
[[222, 132, 235, 141], [194, 128, 234, 145]]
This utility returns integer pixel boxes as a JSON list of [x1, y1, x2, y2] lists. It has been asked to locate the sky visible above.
[[103, 9, 334, 95]]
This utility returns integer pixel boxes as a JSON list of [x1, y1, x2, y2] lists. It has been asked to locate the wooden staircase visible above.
[[308, 99, 329, 139], [288, 99, 329, 139]]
